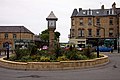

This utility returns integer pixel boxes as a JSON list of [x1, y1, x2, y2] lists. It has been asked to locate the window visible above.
[[110, 9, 112, 14], [88, 18, 92, 25], [79, 29, 84, 37], [96, 18, 100, 26], [88, 29, 92, 36], [112, 9, 114, 14], [72, 19, 75, 26], [70, 29, 75, 38], [109, 18, 113, 25], [88, 9, 92, 15], [107, 11, 109, 14], [80, 18, 83, 25], [4, 33, 8, 39], [71, 33, 74, 37], [109, 29, 113, 37], [83, 11, 86, 15], [13, 34, 17, 39], [96, 29, 100, 36], [96, 11, 99, 14]]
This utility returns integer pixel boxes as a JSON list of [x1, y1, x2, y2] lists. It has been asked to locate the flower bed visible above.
[[7, 47, 97, 62]]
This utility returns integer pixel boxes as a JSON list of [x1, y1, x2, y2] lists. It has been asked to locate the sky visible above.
[[0, 0, 120, 42]]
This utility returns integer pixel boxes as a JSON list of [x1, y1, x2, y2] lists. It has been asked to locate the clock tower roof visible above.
[[46, 11, 58, 20]]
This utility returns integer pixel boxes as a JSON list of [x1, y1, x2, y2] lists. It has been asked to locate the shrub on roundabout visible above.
[[7, 45, 98, 62]]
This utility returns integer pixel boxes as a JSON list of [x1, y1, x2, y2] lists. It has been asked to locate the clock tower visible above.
[[46, 11, 58, 52]]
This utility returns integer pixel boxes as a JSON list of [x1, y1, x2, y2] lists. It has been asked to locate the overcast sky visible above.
[[0, 0, 120, 42]]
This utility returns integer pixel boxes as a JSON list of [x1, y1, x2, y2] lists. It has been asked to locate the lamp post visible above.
[[98, 27, 105, 43], [93, 17, 99, 58], [94, 25, 105, 58], [114, 9, 120, 53], [116, 12, 120, 53], [93, 16, 106, 57], [5, 42, 9, 59], [19, 26, 21, 48], [94, 26, 105, 43], [46, 11, 58, 52]]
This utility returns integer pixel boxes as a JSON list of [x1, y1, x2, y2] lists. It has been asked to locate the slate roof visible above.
[[0, 26, 34, 34], [46, 11, 58, 20], [116, 8, 120, 14], [71, 8, 120, 17], [71, 8, 78, 17], [71, 6, 120, 17]]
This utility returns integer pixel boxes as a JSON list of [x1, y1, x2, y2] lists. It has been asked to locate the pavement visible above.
[[0, 51, 12, 58], [0, 51, 120, 80]]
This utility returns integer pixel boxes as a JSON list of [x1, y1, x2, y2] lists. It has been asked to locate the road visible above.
[[0, 52, 120, 80]]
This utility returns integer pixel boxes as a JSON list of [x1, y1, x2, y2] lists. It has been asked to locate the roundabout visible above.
[[0, 54, 109, 70], [0, 52, 120, 80]]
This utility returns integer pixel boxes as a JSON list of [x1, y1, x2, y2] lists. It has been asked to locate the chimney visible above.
[[79, 8, 82, 12], [112, 2, 116, 9], [71, 8, 78, 17], [101, 5, 104, 10]]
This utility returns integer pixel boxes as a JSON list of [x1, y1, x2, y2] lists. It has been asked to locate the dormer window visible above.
[[83, 11, 86, 15], [107, 11, 109, 14], [87, 10, 89, 15], [96, 11, 99, 14], [90, 10, 92, 15], [107, 9, 114, 15], [112, 9, 114, 14], [87, 9, 92, 15], [109, 9, 112, 14]]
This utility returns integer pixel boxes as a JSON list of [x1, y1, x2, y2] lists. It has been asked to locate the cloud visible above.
[[0, 0, 120, 42]]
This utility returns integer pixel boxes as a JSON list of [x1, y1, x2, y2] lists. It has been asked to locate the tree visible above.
[[40, 29, 49, 42], [40, 29, 60, 42], [55, 31, 60, 40]]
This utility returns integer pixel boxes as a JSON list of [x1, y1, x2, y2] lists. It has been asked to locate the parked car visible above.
[[76, 47, 83, 51], [96, 46, 113, 52], [42, 46, 48, 50]]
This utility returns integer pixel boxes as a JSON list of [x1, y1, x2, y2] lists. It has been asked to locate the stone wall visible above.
[[0, 54, 109, 70]]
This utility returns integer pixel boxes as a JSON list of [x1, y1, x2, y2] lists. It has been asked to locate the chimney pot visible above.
[[101, 5, 104, 9], [79, 8, 82, 12]]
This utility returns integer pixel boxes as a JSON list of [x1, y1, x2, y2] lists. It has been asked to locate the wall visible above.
[[0, 54, 109, 70], [0, 32, 34, 48]]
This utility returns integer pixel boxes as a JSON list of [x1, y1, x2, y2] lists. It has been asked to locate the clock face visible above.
[[49, 20, 55, 27]]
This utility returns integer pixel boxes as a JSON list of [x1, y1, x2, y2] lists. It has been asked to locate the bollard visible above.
[[7, 48, 9, 59], [5, 42, 9, 59]]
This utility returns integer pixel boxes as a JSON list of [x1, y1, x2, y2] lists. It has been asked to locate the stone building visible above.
[[69, 2, 120, 49], [0, 26, 34, 49]]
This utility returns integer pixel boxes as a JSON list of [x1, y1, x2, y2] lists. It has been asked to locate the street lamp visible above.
[[92, 16, 106, 57], [98, 27, 105, 43], [19, 26, 21, 48], [94, 25, 105, 58], [5, 42, 9, 59], [116, 12, 120, 53], [114, 9, 120, 53], [94, 26, 105, 41]]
